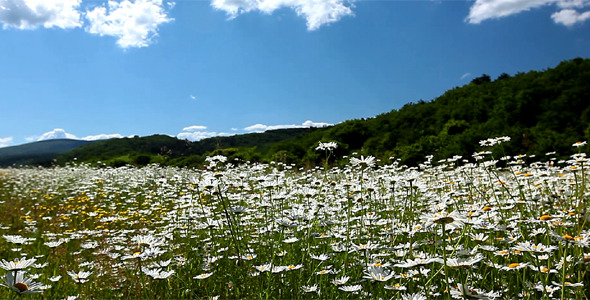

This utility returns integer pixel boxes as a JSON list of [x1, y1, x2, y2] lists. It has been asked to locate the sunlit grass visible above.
[[0, 138, 588, 299]]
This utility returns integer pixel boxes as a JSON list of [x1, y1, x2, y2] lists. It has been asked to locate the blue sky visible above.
[[0, 0, 589, 147]]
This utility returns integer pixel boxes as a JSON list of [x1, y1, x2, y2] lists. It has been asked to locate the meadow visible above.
[[0, 137, 588, 299]]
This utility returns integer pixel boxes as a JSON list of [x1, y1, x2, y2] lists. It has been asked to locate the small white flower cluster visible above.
[[479, 136, 511, 147], [315, 141, 338, 151]]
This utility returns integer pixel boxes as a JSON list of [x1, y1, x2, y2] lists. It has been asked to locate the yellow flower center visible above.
[[508, 263, 520, 268], [539, 215, 552, 221]]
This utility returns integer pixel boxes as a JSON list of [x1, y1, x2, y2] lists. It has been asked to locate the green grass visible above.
[[0, 138, 588, 299]]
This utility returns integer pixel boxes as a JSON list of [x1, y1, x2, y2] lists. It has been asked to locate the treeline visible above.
[[56, 57, 590, 168], [55, 128, 318, 167]]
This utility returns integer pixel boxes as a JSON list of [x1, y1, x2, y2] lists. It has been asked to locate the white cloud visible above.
[[244, 123, 272, 132], [466, 0, 556, 24], [190, 94, 196, 100], [244, 120, 333, 132], [177, 125, 236, 141], [85, 0, 173, 49], [466, 0, 590, 26], [557, 0, 589, 9], [177, 131, 219, 141], [0, 0, 82, 29], [182, 125, 207, 132], [81, 133, 124, 140], [551, 8, 590, 25], [178, 125, 217, 141], [0, 0, 174, 48], [37, 128, 78, 141], [0, 136, 13, 148], [28, 129, 123, 142], [302, 120, 332, 127], [211, 0, 355, 30]]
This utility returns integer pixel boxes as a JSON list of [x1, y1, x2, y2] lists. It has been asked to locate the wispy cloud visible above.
[[182, 125, 207, 132], [85, 0, 174, 49], [0, 0, 82, 30], [244, 120, 333, 133], [466, 0, 590, 26], [0, 136, 13, 148], [211, 0, 356, 30], [460, 72, 472, 80]]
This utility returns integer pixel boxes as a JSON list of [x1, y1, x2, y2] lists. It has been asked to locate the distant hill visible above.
[[55, 128, 317, 167], [7, 57, 590, 168], [0, 139, 94, 167]]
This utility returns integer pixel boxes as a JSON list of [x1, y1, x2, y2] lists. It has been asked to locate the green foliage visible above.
[[470, 74, 491, 85]]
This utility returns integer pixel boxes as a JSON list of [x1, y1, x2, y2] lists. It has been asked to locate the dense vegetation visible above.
[[55, 128, 316, 167], [1, 139, 589, 299], [48, 57, 590, 168]]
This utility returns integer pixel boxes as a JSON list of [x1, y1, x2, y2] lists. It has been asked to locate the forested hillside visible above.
[[55, 128, 316, 167], [265, 57, 590, 166], [53, 57, 590, 168]]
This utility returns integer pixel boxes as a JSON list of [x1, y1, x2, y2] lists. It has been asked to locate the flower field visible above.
[[0, 138, 589, 299]]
